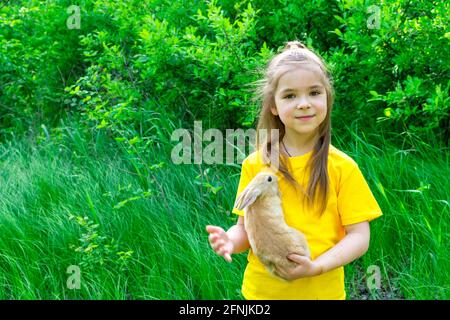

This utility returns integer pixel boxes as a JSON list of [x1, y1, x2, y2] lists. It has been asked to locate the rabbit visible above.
[[234, 170, 310, 281]]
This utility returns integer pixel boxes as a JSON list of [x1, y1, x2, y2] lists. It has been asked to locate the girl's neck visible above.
[[282, 131, 318, 157]]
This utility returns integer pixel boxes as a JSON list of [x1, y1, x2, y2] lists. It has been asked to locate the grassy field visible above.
[[0, 120, 448, 299]]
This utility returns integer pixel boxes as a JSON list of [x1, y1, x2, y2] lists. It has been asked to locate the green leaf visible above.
[[384, 108, 392, 118], [129, 136, 139, 145], [334, 28, 343, 37], [97, 119, 108, 129], [139, 29, 151, 41]]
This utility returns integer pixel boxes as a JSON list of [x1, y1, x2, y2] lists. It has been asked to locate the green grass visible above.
[[0, 122, 448, 299]]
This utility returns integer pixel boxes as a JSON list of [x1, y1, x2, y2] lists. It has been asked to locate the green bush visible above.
[[1, 0, 448, 147], [0, 0, 113, 140], [328, 0, 449, 145]]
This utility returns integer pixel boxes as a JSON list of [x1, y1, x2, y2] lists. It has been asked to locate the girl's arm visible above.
[[314, 221, 370, 273], [206, 216, 250, 262], [274, 221, 370, 279], [227, 216, 250, 254]]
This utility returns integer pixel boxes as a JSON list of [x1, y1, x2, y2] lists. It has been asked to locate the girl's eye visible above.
[[284, 91, 322, 99]]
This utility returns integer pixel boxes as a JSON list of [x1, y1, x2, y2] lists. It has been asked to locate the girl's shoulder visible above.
[[328, 145, 361, 183], [240, 149, 265, 169], [328, 144, 359, 168]]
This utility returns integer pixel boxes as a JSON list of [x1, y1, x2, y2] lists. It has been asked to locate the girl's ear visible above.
[[234, 186, 262, 211], [271, 107, 279, 116]]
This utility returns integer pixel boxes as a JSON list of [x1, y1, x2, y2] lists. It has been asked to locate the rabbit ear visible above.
[[234, 187, 261, 211]]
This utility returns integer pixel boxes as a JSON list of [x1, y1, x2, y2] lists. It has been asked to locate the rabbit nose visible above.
[[267, 176, 272, 182]]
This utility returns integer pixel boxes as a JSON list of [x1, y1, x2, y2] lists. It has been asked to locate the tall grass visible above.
[[0, 121, 448, 299], [334, 126, 449, 299]]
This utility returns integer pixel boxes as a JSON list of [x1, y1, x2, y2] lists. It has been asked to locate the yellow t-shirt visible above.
[[232, 144, 383, 300]]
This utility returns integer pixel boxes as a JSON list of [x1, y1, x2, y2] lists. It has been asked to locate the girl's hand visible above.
[[206, 225, 234, 263], [275, 254, 323, 280]]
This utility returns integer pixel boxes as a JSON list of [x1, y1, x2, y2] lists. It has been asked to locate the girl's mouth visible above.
[[295, 115, 315, 121]]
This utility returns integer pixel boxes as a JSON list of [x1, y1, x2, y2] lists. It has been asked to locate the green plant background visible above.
[[0, 0, 448, 299]]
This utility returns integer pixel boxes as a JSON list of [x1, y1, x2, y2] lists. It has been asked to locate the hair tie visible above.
[[285, 41, 306, 50]]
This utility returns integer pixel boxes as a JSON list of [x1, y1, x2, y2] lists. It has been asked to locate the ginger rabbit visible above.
[[234, 170, 310, 281]]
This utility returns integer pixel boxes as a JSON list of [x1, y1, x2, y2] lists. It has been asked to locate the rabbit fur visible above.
[[234, 170, 310, 281]]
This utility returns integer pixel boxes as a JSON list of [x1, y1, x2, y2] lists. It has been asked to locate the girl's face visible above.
[[272, 66, 327, 139]]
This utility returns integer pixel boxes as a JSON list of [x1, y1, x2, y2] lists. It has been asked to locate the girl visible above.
[[206, 41, 383, 300]]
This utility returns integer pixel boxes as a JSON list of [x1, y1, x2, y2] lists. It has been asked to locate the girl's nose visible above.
[[296, 103, 311, 109], [295, 96, 312, 109]]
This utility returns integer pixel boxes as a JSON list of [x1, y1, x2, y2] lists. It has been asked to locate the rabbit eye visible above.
[[267, 176, 272, 182]]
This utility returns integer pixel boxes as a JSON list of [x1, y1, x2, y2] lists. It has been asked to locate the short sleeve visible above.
[[231, 158, 255, 217], [337, 165, 383, 225]]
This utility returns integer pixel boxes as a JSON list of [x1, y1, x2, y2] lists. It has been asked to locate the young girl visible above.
[[206, 41, 383, 300]]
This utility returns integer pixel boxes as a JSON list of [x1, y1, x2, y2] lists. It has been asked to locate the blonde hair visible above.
[[253, 40, 335, 216]]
